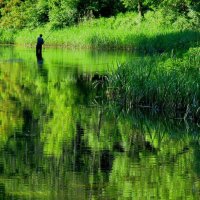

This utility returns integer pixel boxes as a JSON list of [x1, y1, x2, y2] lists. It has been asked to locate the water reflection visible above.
[[37, 54, 43, 65], [0, 46, 200, 199]]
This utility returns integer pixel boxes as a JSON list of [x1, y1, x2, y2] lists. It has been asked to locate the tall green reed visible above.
[[0, 11, 199, 53], [107, 48, 200, 120]]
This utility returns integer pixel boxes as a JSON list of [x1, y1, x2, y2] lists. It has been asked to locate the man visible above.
[[36, 34, 44, 58]]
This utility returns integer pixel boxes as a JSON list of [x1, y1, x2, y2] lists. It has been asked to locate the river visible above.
[[0, 46, 199, 199]]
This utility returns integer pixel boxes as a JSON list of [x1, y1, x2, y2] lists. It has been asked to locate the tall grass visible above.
[[0, 11, 199, 53], [0, 29, 17, 44], [106, 47, 200, 121]]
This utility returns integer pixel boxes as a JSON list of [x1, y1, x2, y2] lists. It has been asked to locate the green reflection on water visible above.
[[0, 46, 200, 200]]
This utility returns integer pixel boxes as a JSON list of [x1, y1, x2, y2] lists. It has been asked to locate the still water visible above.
[[0, 46, 200, 200]]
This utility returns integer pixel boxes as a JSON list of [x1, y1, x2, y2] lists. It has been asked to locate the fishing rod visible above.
[[38, 28, 55, 52], [36, 27, 55, 44], [45, 26, 55, 42], [44, 29, 54, 42]]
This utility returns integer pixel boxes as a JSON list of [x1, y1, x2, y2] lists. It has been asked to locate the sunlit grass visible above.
[[0, 12, 199, 53], [107, 47, 200, 120]]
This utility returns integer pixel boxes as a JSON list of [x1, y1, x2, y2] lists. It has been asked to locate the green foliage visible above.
[[28, 0, 49, 27], [121, 0, 161, 17], [160, 0, 200, 14], [76, 0, 125, 19], [1, 0, 198, 30], [121, 0, 160, 10], [0, 29, 17, 43], [0, 0, 25, 29], [107, 48, 200, 120], [1, 10, 199, 53], [48, 0, 77, 28]]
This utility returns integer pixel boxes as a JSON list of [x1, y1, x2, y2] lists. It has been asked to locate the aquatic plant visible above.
[[106, 48, 200, 121]]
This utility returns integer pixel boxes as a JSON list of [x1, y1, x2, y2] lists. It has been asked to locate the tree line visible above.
[[0, 0, 199, 29]]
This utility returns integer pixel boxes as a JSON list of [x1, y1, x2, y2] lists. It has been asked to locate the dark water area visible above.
[[0, 46, 200, 199]]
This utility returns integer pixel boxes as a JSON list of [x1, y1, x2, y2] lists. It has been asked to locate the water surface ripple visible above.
[[0, 46, 199, 200]]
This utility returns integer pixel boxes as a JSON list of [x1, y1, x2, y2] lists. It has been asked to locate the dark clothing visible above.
[[37, 37, 44, 46], [36, 45, 42, 57], [36, 36, 44, 57]]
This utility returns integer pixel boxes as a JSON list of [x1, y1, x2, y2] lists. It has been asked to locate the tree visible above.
[[121, 0, 161, 17], [48, 0, 78, 28], [160, 0, 200, 13], [76, 0, 124, 18]]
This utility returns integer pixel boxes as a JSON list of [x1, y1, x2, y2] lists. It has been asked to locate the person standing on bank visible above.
[[36, 34, 44, 58]]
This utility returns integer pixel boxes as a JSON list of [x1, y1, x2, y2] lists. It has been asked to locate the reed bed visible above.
[[0, 29, 17, 44], [0, 12, 199, 53], [106, 47, 200, 121]]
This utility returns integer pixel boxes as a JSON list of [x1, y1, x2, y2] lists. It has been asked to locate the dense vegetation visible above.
[[0, 0, 199, 29], [0, 1, 199, 198], [0, 0, 199, 49], [106, 47, 200, 121], [0, 0, 199, 119]]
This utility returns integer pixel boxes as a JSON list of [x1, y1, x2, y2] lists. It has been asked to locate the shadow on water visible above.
[[1, 100, 200, 199], [72, 122, 114, 175], [36, 54, 43, 65], [36, 55, 48, 82]]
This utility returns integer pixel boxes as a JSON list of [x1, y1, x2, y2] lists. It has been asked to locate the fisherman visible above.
[[36, 34, 44, 58]]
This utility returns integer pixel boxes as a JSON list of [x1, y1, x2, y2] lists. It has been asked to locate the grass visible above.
[[0, 11, 199, 120], [0, 11, 199, 53], [106, 47, 200, 121]]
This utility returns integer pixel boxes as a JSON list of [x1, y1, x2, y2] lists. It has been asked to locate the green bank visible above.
[[0, 11, 199, 53], [106, 47, 200, 121], [0, 1, 199, 120]]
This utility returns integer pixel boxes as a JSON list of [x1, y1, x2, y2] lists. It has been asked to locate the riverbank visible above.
[[0, 12, 199, 53], [0, 11, 199, 121], [106, 47, 200, 122]]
